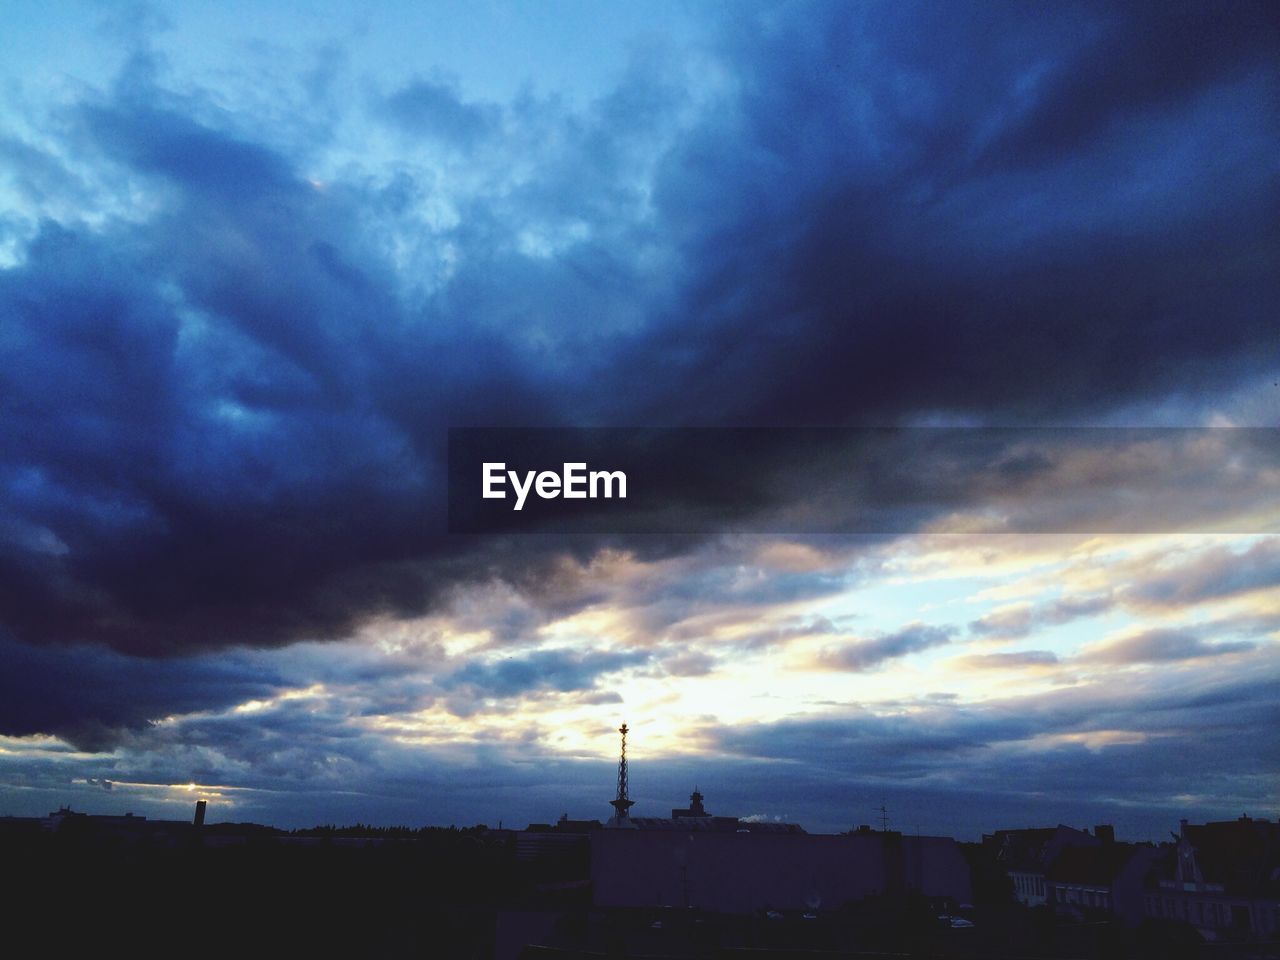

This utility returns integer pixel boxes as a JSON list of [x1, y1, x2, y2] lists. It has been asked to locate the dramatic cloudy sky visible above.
[[1, 1, 1277, 837]]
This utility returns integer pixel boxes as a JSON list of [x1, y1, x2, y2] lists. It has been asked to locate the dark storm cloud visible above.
[[0, 86, 564, 660], [817, 623, 955, 671], [971, 1, 1279, 174], [0, 636, 282, 750], [1, 0, 1277, 741], [622, 1, 1279, 425]]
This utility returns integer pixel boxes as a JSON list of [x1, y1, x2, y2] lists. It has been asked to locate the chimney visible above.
[[194, 800, 206, 828], [1093, 824, 1114, 844]]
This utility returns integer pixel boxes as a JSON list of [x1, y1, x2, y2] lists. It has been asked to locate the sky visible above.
[[0, 0, 1277, 839]]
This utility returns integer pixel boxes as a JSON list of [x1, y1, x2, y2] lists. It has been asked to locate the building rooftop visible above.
[[1046, 843, 1147, 887]]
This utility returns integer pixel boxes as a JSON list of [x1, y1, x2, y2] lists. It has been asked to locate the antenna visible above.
[[607, 723, 636, 827], [876, 800, 890, 832]]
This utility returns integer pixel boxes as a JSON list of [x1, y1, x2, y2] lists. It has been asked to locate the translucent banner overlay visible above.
[[447, 427, 1279, 535]]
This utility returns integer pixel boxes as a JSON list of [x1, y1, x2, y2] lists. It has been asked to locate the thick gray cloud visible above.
[[969, 606, 1035, 640], [959, 650, 1060, 670], [441, 647, 650, 699], [382, 77, 499, 146], [818, 623, 955, 671], [660, 650, 716, 677], [970, 594, 1116, 640], [1124, 539, 1280, 609], [697, 662, 1280, 832], [1081, 628, 1255, 665]]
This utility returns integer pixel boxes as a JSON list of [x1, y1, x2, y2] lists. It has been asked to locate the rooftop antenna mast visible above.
[[876, 800, 890, 833], [607, 723, 637, 828]]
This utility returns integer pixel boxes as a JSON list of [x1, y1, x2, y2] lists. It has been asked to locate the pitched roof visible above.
[[1046, 844, 1143, 886], [1184, 817, 1280, 895]]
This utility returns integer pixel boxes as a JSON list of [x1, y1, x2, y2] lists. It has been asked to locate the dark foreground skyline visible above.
[[1, 2, 1277, 839], [2, 773, 1268, 846], [5, 800, 1275, 958]]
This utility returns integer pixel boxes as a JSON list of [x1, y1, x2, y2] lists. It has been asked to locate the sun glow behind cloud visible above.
[[1, 528, 1275, 830]]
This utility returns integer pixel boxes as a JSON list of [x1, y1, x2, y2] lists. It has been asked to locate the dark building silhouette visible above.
[[591, 826, 972, 913], [983, 823, 1099, 907], [671, 787, 707, 818], [1045, 840, 1160, 925], [37, 804, 198, 846], [1144, 815, 1280, 939]]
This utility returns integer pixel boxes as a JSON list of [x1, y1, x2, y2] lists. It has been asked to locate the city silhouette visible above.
[[3, 725, 1275, 958]]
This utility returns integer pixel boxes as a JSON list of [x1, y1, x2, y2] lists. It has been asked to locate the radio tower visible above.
[[607, 723, 637, 828]]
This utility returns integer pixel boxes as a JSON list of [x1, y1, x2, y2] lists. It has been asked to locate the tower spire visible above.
[[607, 722, 637, 828]]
